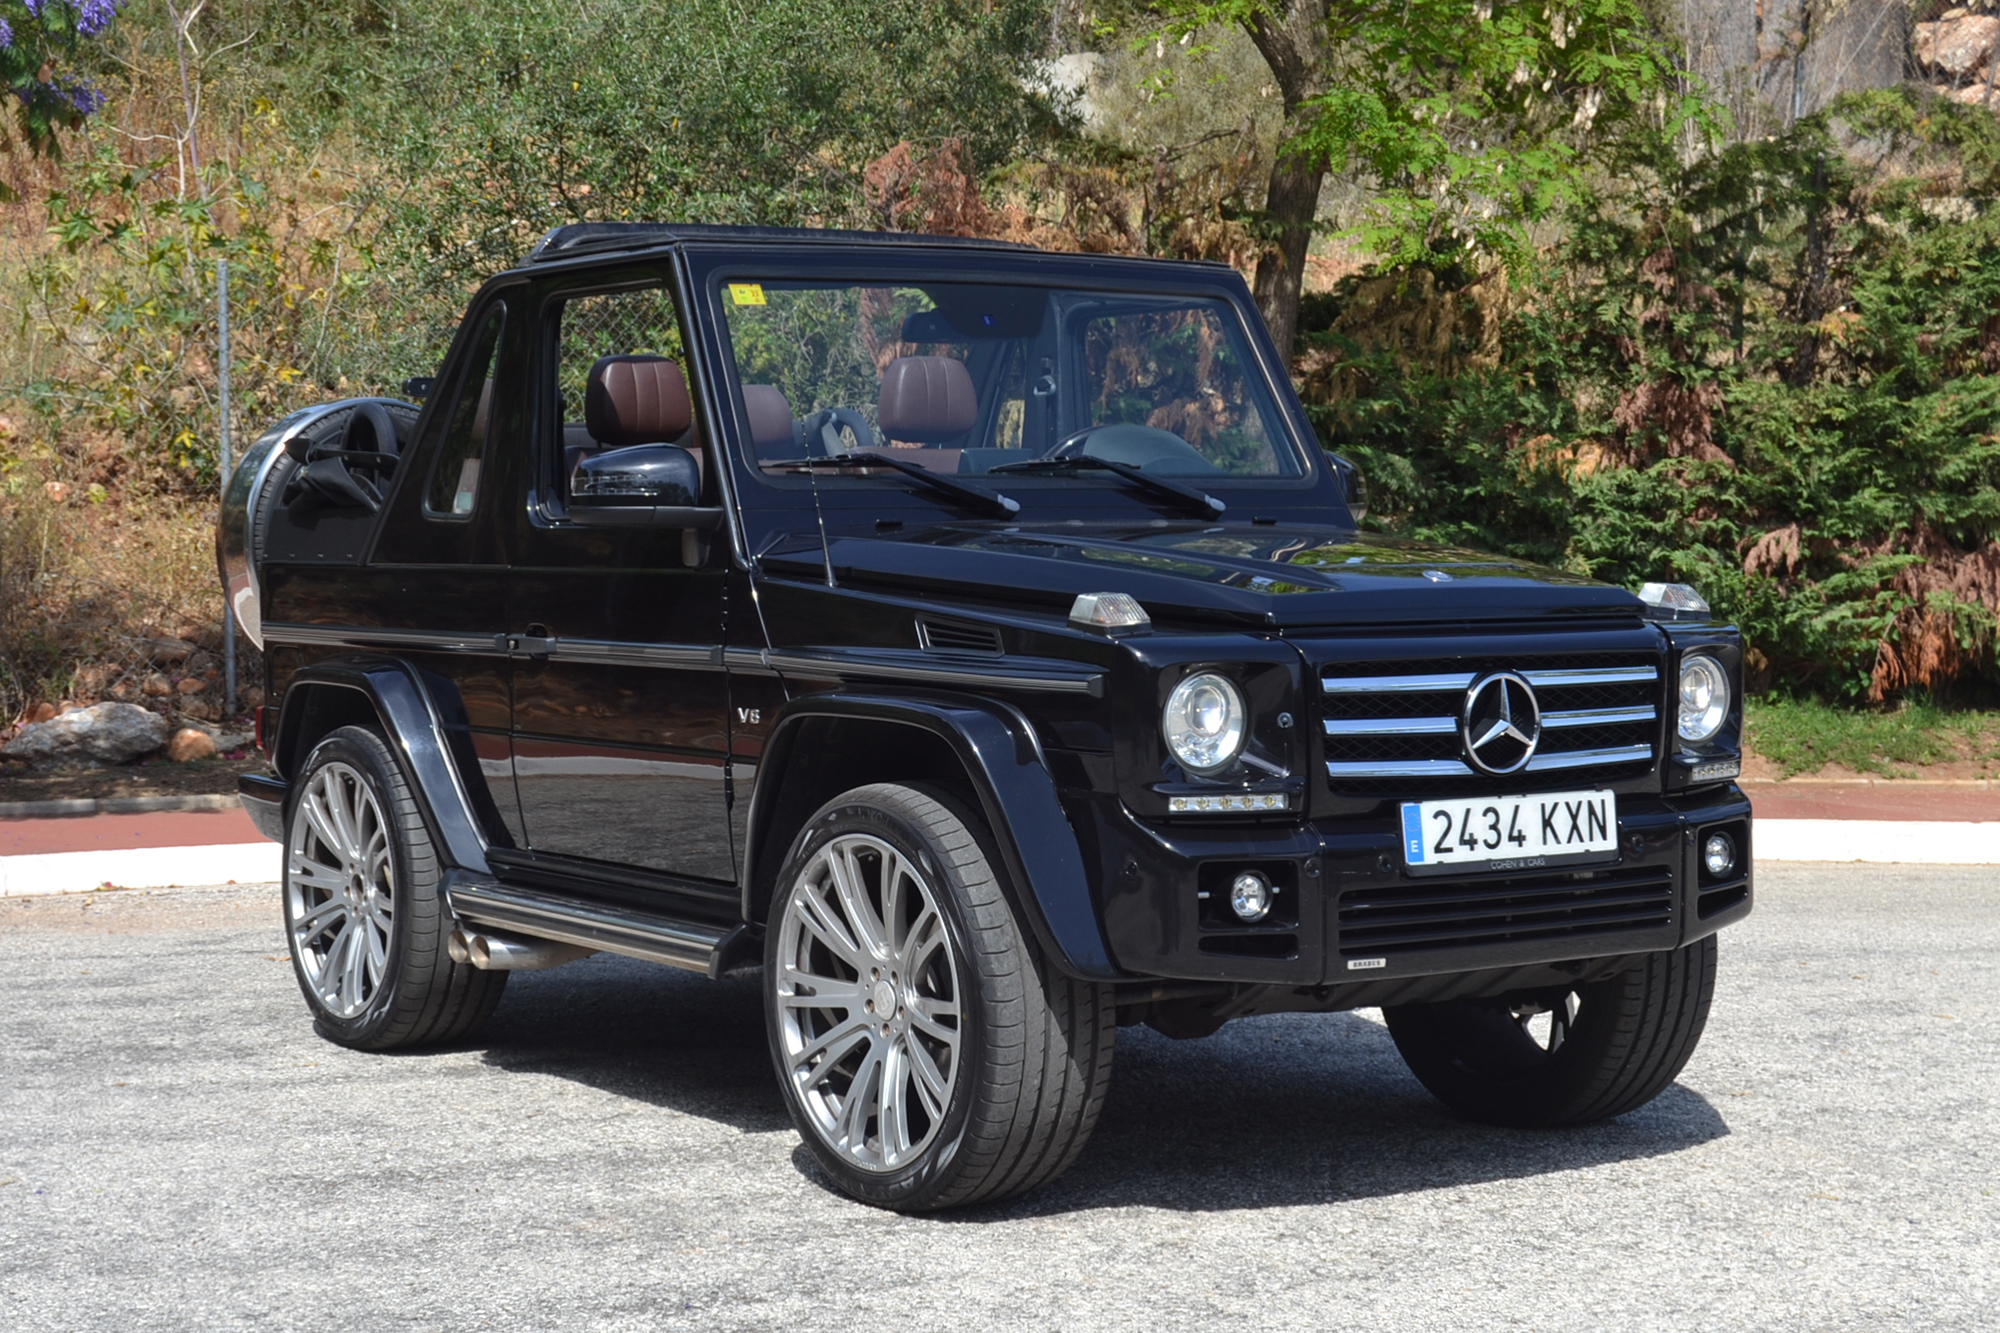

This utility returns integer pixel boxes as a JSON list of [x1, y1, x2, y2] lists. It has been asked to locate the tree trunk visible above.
[[1252, 143, 1326, 364], [1242, 0, 1332, 365]]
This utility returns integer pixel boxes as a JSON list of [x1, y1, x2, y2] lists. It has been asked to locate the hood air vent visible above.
[[917, 618, 1004, 655]]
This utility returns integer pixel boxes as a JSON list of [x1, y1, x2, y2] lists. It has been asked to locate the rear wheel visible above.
[[764, 783, 1115, 1211], [1383, 936, 1717, 1127], [283, 725, 505, 1050]]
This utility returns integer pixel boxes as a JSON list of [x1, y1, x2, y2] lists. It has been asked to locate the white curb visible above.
[[1756, 819, 2000, 864], [0, 843, 283, 897]]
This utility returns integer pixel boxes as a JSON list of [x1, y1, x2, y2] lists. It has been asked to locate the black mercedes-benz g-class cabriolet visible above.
[[219, 223, 1751, 1210]]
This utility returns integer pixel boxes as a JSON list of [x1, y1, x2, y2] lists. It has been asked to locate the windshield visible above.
[[718, 279, 1305, 488]]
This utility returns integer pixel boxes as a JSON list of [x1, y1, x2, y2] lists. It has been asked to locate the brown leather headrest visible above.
[[877, 356, 976, 443], [742, 384, 795, 446], [585, 355, 692, 447]]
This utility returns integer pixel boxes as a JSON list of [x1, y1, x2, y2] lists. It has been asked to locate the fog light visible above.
[[1229, 871, 1272, 922], [1702, 832, 1737, 879]]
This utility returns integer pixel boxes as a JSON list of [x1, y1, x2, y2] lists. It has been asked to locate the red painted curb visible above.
[[0, 809, 267, 856], [1748, 786, 1999, 823]]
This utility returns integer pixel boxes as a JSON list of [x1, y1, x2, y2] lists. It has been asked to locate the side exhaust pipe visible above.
[[448, 927, 596, 972]]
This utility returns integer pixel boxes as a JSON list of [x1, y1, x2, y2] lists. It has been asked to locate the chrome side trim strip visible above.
[[758, 648, 1105, 697], [1326, 758, 1476, 778], [265, 626, 1103, 693], [1322, 673, 1476, 695], [1521, 666, 1660, 687], [263, 623, 507, 655], [1322, 716, 1457, 737], [549, 638, 723, 669], [448, 879, 729, 975], [1541, 705, 1658, 729], [264, 624, 728, 668], [1524, 744, 1654, 771]]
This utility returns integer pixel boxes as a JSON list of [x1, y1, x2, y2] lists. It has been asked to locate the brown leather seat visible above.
[[587, 355, 693, 445], [743, 383, 801, 457], [569, 355, 702, 496], [877, 356, 977, 444]]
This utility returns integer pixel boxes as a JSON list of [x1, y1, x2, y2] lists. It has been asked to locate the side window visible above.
[[424, 305, 506, 518], [551, 283, 694, 501]]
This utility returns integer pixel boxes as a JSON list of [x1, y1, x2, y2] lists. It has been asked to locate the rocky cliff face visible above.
[[1916, 9, 2000, 107], [1674, 2, 2000, 134]]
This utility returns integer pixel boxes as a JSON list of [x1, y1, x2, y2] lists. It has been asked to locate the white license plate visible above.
[[1400, 789, 1618, 874]]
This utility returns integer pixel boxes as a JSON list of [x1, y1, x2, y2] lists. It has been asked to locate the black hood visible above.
[[758, 521, 1644, 629]]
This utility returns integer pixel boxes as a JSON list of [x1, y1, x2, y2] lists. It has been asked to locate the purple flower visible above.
[[12, 75, 107, 118], [23, 0, 42, 17], [0, 19, 12, 48], [65, 78, 106, 115], [76, 0, 122, 38]]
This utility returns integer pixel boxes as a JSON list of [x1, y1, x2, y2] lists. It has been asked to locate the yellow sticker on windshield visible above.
[[728, 283, 766, 306]]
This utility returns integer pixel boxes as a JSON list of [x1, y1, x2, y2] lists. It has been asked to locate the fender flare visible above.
[[273, 657, 492, 876], [742, 692, 1122, 982]]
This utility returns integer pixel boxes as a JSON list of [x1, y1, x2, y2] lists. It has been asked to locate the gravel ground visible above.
[[0, 863, 1994, 1332]]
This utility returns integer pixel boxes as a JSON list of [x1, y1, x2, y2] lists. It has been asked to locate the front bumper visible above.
[[1087, 784, 1752, 986]]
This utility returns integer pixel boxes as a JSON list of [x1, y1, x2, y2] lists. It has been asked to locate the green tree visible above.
[[369, 0, 1072, 305], [1138, 0, 1701, 359]]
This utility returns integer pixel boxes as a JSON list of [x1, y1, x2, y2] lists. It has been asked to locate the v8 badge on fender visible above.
[[1400, 788, 1618, 876]]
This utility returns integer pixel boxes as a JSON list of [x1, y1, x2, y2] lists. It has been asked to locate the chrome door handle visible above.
[[507, 624, 557, 660]]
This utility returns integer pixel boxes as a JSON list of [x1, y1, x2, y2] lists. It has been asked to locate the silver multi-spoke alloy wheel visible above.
[[774, 831, 962, 1173], [765, 784, 1116, 1210], [286, 759, 396, 1020]]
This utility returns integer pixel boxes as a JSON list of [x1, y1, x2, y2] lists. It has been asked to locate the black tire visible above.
[[763, 783, 1115, 1211], [282, 725, 506, 1050], [1383, 936, 1718, 1128]]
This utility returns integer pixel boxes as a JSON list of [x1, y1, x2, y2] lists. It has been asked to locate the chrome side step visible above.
[[444, 873, 745, 978]]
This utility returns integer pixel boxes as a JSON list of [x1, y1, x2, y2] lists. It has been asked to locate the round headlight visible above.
[[1678, 655, 1731, 743], [1163, 672, 1246, 775]]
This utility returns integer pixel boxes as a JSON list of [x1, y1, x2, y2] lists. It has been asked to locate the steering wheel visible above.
[[1044, 422, 1220, 474], [801, 407, 876, 457]]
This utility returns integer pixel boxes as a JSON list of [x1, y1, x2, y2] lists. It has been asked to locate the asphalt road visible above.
[[1, 864, 1994, 1332]]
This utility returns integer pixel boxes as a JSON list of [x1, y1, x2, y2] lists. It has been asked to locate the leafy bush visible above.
[[1312, 89, 2000, 702]]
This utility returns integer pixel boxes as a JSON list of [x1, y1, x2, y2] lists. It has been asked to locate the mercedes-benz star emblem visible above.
[[1460, 671, 1541, 775]]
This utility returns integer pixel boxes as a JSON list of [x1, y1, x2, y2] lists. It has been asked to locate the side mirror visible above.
[[1329, 452, 1368, 523], [569, 444, 723, 532]]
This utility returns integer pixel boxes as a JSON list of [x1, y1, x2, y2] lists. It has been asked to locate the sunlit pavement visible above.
[[0, 863, 1994, 1331]]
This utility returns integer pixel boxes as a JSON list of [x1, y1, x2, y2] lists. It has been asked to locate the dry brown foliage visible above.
[[1869, 528, 2000, 701], [1611, 377, 1731, 463], [857, 138, 1275, 273], [1294, 266, 1509, 406], [0, 458, 258, 737]]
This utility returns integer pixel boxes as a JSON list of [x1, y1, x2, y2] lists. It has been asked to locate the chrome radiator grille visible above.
[[1320, 654, 1661, 794]]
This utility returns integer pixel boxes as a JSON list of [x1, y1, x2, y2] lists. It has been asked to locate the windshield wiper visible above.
[[988, 455, 1226, 519], [772, 452, 1021, 519]]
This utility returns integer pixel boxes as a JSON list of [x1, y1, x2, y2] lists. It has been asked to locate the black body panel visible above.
[[229, 226, 1752, 991]]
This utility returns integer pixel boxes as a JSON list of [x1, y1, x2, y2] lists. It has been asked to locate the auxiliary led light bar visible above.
[[1168, 793, 1287, 814]]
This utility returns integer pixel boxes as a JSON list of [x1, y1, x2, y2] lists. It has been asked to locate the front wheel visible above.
[[764, 783, 1115, 1211], [1383, 936, 1718, 1128]]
